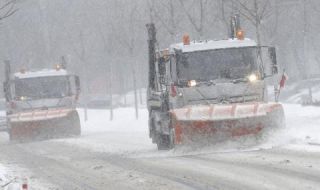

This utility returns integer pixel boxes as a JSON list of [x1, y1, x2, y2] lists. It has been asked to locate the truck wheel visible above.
[[149, 112, 157, 143], [156, 128, 175, 150], [69, 111, 81, 136], [64, 111, 81, 136], [157, 134, 170, 150]]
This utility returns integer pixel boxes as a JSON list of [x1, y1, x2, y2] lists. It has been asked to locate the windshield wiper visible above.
[[206, 80, 217, 86], [194, 88, 211, 105], [194, 80, 216, 86], [232, 78, 248, 84]]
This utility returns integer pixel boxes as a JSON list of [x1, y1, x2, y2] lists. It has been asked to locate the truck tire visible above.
[[66, 111, 81, 136], [149, 111, 157, 143], [156, 128, 174, 150], [157, 134, 170, 150]]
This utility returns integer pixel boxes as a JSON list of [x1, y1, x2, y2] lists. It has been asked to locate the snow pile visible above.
[[0, 165, 20, 190], [0, 161, 52, 190], [279, 79, 320, 104], [0, 165, 9, 188], [258, 103, 320, 151], [59, 108, 157, 156], [285, 87, 320, 104], [282, 104, 320, 144]]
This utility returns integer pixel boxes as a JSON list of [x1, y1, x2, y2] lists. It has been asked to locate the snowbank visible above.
[[260, 103, 320, 151], [279, 79, 320, 104], [283, 104, 320, 144]]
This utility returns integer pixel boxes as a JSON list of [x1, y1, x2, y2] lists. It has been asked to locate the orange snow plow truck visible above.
[[146, 16, 285, 150], [3, 60, 81, 141]]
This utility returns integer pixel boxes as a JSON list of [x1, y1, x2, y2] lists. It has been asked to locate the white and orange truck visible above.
[[146, 16, 286, 150], [3, 60, 81, 141]]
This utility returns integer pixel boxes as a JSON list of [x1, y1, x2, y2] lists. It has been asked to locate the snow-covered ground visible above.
[[0, 161, 51, 190], [280, 79, 320, 104], [1, 102, 320, 156], [0, 164, 28, 190], [58, 108, 157, 156], [1, 101, 320, 189], [283, 104, 320, 144], [0, 165, 13, 190]]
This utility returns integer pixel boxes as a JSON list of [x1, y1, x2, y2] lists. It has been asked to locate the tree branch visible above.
[[0, 0, 17, 21]]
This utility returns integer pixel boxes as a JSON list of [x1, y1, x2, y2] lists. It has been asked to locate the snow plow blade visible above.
[[170, 103, 285, 145], [9, 110, 81, 142]]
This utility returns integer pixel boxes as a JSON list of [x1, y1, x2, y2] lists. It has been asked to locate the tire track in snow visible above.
[[180, 153, 320, 189], [0, 142, 203, 190], [98, 154, 215, 190], [0, 144, 104, 190]]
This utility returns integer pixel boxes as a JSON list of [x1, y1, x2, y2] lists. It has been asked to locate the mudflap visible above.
[[9, 111, 81, 142], [171, 103, 285, 146]]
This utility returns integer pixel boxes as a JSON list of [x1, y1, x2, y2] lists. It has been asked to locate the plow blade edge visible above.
[[170, 103, 285, 145], [9, 110, 81, 142]]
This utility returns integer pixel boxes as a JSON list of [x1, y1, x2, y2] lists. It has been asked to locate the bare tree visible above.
[[149, 0, 180, 41], [179, 0, 208, 38], [108, 0, 143, 119], [233, 0, 273, 46], [0, 0, 17, 22], [217, 0, 231, 35], [68, 29, 89, 122], [98, 22, 114, 121]]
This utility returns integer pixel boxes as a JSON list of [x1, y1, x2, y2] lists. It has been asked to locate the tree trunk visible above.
[[109, 63, 114, 121], [79, 31, 89, 121], [132, 64, 139, 119], [139, 88, 143, 105]]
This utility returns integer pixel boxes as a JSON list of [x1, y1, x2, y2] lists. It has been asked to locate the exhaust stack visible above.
[[146, 23, 157, 90]]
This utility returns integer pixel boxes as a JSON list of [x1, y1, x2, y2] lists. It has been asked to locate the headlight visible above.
[[188, 80, 197, 87], [20, 96, 26, 101], [248, 74, 258, 83]]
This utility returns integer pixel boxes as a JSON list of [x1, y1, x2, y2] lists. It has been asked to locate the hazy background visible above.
[[1, 0, 320, 98]]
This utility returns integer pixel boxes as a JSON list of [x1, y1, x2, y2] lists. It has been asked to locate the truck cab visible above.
[[6, 69, 80, 114], [165, 38, 278, 109], [149, 37, 279, 111]]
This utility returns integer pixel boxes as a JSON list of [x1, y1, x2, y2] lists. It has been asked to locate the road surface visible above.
[[1, 105, 320, 190]]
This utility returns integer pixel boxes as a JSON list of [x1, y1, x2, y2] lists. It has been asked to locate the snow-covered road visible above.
[[1, 104, 320, 190]]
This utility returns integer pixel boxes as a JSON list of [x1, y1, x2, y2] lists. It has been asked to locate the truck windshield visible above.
[[177, 47, 258, 81], [15, 76, 70, 100]]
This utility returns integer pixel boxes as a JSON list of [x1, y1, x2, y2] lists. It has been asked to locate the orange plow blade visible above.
[[9, 110, 81, 142], [170, 103, 285, 145]]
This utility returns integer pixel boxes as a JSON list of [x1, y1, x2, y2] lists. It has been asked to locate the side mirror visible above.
[[268, 47, 278, 74]]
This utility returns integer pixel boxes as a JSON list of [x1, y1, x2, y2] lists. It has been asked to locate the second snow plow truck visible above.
[[146, 17, 285, 150], [3, 60, 81, 141]]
